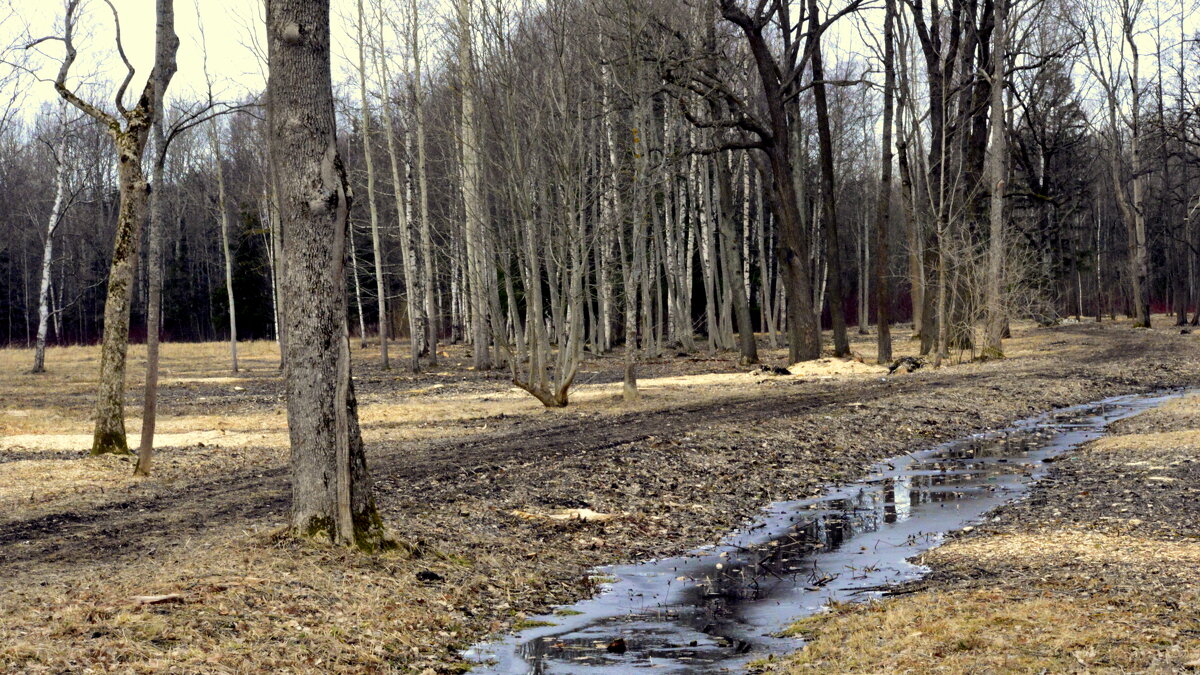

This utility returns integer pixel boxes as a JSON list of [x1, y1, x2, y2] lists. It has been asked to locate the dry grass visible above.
[[778, 588, 1199, 673], [0, 332, 925, 521], [0, 341, 281, 436], [0, 529, 492, 674], [921, 530, 1200, 585], [0, 455, 138, 508], [775, 528, 1200, 673], [0, 321, 1163, 526]]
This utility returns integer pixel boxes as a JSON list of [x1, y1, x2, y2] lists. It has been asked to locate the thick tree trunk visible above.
[[52, 0, 178, 456], [268, 0, 386, 549], [720, 5, 819, 362], [90, 141, 149, 455]]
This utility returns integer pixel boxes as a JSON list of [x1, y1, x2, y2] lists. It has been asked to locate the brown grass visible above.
[[778, 588, 1199, 673], [775, 527, 1200, 673], [0, 529, 483, 674]]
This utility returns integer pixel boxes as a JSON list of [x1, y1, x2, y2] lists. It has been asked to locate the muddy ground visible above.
[[1, 320, 1198, 673]]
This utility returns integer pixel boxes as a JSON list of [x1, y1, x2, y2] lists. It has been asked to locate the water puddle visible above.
[[465, 390, 1185, 673]]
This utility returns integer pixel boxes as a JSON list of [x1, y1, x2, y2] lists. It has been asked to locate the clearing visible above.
[[1, 320, 1197, 673]]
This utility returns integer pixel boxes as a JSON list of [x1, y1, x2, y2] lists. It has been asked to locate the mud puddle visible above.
[[465, 390, 1185, 673]]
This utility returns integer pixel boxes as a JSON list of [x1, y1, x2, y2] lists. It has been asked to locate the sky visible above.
[[1, 0, 438, 122], [1, 0, 1196, 130], [0, 0, 894, 124], [6, 1, 271, 116]]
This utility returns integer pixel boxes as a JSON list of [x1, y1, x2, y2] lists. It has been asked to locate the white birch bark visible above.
[[32, 104, 70, 374]]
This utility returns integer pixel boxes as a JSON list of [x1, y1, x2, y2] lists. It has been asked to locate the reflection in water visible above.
[[465, 390, 1186, 674]]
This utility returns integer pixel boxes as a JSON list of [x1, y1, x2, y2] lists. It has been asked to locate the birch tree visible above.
[[31, 101, 72, 374], [354, 0, 391, 370]]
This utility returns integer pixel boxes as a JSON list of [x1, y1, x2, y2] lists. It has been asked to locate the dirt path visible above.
[[1, 323, 1198, 673]]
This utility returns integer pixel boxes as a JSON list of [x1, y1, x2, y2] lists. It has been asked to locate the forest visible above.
[[0, 0, 1198, 672]]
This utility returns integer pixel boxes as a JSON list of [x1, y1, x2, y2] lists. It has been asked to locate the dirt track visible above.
[[2, 322, 1198, 672]]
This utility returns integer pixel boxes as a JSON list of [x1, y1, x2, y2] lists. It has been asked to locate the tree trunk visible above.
[[32, 109, 69, 374], [349, 223, 368, 348], [134, 122, 168, 477], [53, 0, 178, 456], [209, 120, 239, 373], [715, 150, 758, 364], [983, 0, 1007, 357], [458, 0, 491, 370], [720, 5, 819, 362], [409, 0, 437, 365], [90, 139, 149, 455], [874, 0, 895, 363], [809, 0, 849, 358], [355, 0, 390, 370], [268, 0, 386, 549]]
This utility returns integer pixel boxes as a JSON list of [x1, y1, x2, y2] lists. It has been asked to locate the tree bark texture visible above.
[[267, 0, 385, 549]]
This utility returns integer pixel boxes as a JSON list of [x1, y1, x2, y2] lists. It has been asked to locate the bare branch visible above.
[[100, 0, 136, 118]]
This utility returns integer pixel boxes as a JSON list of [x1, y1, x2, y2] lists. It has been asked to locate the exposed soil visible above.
[[1, 320, 1198, 673]]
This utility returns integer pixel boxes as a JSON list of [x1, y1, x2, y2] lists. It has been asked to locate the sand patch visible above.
[[0, 455, 137, 507], [788, 357, 888, 378]]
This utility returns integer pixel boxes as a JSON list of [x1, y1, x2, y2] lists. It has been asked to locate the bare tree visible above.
[[354, 0, 391, 371], [44, 0, 179, 455], [31, 101, 72, 374], [209, 117, 240, 373], [1070, 0, 1151, 327], [984, 0, 1010, 355], [872, 0, 897, 364], [714, 0, 864, 362], [807, 0, 850, 357]]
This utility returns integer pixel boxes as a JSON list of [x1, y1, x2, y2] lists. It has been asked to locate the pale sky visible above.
[[2, 0, 445, 122], [1, 0, 1195, 131], [7, 1, 273, 115]]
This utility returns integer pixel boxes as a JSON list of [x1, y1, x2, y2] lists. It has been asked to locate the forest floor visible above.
[[0, 318, 1197, 673]]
